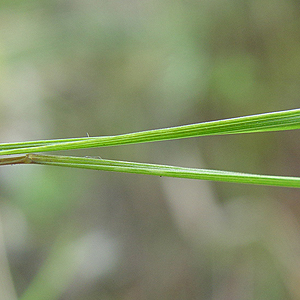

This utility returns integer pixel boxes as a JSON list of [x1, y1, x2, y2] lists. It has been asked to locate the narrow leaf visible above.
[[24, 154, 300, 188], [0, 108, 300, 155]]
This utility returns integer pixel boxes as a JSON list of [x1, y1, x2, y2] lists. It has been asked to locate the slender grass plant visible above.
[[1, 108, 300, 188]]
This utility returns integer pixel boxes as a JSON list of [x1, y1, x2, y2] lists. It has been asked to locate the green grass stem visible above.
[[0, 108, 300, 155], [22, 154, 300, 188]]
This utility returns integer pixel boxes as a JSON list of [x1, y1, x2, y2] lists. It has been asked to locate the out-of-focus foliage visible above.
[[0, 0, 300, 299]]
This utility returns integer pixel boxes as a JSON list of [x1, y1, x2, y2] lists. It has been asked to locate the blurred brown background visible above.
[[0, 1, 300, 299]]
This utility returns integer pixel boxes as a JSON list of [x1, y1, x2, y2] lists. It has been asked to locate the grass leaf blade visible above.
[[1, 108, 300, 155], [26, 154, 300, 188]]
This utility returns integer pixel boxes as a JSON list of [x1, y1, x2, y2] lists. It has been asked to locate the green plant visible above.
[[1, 108, 300, 188]]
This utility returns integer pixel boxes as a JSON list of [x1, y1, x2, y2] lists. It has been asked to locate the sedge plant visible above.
[[1, 108, 300, 188]]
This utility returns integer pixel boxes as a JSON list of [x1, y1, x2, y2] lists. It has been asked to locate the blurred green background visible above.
[[1, 1, 300, 299]]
